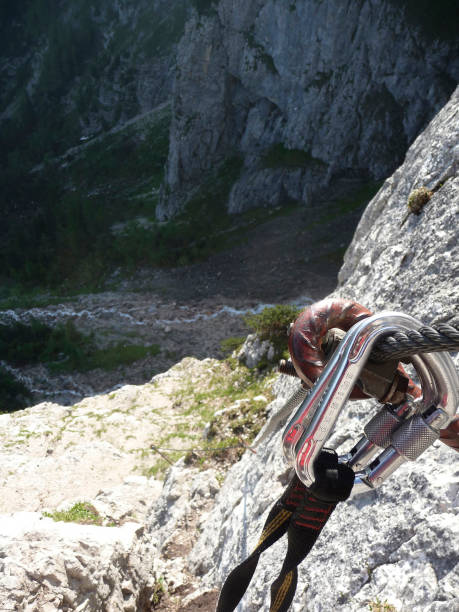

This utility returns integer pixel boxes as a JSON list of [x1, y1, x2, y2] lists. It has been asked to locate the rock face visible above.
[[1, 91, 457, 612], [158, 0, 459, 220], [182, 88, 459, 610]]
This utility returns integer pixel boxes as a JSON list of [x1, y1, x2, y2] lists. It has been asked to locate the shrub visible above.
[[0, 318, 87, 367], [220, 336, 245, 356], [244, 305, 301, 341], [0, 318, 160, 375]]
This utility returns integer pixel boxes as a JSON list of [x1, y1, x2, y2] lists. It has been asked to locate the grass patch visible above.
[[43, 502, 103, 526], [0, 317, 160, 378], [52, 342, 161, 373], [0, 318, 88, 367], [146, 358, 276, 477], [220, 336, 246, 356]]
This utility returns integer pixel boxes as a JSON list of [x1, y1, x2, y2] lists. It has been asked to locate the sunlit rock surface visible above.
[[183, 88, 459, 611]]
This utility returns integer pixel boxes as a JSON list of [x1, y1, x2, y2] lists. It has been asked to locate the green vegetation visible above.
[[145, 358, 275, 477], [242, 303, 301, 366], [261, 143, 325, 170], [43, 502, 103, 526], [1, 107, 172, 293], [0, 1, 187, 183], [72, 342, 161, 373], [152, 577, 167, 607], [244, 304, 300, 343], [407, 186, 432, 214], [0, 366, 32, 413], [368, 599, 397, 612], [220, 336, 246, 356], [0, 317, 160, 412], [0, 318, 88, 368], [0, 1, 191, 294]]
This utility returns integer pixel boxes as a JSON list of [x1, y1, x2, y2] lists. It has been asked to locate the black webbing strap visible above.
[[216, 451, 355, 612]]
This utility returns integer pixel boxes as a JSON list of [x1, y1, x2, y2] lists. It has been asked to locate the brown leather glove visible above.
[[439, 415, 459, 452]]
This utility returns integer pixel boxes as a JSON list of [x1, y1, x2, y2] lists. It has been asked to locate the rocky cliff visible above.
[[1, 87, 457, 611], [158, 0, 459, 220], [184, 86, 459, 611]]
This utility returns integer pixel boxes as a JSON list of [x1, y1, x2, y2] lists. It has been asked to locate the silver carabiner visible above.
[[282, 311, 458, 491], [351, 348, 458, 495]]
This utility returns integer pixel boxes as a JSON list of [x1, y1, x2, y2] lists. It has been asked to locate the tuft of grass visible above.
[[152, 576, 167, 607], [43, 502, 103, 526], [368, 599, 397, 612]]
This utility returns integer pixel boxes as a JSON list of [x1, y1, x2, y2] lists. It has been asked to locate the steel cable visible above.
[[370, 322, 459, 362], [279, 322, 459, 376]]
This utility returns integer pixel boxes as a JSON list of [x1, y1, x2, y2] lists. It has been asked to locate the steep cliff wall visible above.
[[158, 0, 458, 219], [185, 87, 459, 611]]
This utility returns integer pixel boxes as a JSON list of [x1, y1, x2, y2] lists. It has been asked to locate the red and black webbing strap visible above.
[[216, 451, 355, 612]]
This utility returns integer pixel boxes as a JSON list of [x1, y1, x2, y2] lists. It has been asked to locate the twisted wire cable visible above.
[[278, 323, 459, 376], [370, 322, 459, 362]]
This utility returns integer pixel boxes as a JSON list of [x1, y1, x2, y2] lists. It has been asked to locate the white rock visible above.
[[181, 87, 459, 611]]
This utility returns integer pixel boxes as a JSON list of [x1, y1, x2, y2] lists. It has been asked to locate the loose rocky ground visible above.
[[0, 353, 282, 611], [1, 178, 369, 405], [0, 356, 276, 515]]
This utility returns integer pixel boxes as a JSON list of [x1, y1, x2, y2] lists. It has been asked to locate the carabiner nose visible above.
[[282, 311, 432, 488]]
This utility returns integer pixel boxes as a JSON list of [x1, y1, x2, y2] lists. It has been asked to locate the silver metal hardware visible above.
[[282, 311, 459, 495]]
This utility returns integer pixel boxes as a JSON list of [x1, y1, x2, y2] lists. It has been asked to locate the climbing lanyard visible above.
[[216, 299, 459, 612]]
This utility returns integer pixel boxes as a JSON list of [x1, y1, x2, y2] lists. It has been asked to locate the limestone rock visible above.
[[158, 0, 459, 219], [183, 88, 459, 611], [337, 86, 459, 324], [237, 333, 275, 368], [0, 513, 150, 611]]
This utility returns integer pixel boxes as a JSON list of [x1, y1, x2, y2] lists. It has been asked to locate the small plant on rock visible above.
[[43, 502, 103, 526]]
